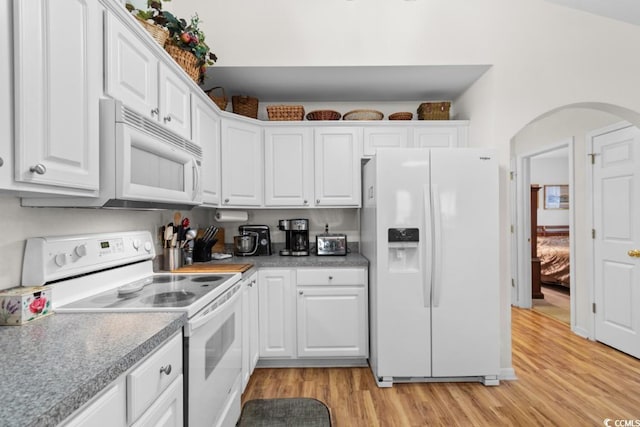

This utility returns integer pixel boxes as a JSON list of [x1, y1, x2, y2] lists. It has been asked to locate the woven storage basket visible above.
[[232, 95, 259, 119], [136, 18, 169, 47], [343, 109, 384, 121], [388, 112, 413, 121], [306, 110, 341, 121], [207, 87, 228, 111], [417, 102, 450, 120], [165, 43, 200, 83], [266, 105, 305, 121]]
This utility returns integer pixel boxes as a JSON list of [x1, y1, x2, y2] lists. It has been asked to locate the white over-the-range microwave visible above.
[[23, 98, 203, 210]]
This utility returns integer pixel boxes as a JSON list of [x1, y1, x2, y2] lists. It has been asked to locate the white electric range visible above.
[[22, 230, 243, 427]]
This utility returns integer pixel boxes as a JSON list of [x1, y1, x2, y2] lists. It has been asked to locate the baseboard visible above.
[[499, 367, 517, 381]]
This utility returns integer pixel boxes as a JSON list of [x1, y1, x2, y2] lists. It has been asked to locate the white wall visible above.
[[164, 0, 640, 375], [531, 156, 570, 226]]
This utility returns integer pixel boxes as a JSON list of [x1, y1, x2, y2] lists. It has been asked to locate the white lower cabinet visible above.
[[257, 269, 296, 358], [62, 332, 183, 427], [242, 271, 259, 392], [257, 267, 368, 363]]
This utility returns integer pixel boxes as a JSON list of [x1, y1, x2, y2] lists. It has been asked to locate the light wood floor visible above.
[[242, 307, 640, 426]]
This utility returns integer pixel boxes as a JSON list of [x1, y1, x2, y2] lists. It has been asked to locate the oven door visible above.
[[186, 283, 242, 427], [115, 121, 202, 206]]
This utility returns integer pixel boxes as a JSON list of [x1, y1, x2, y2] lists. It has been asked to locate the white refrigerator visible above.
[[361, 148, 500, 387]]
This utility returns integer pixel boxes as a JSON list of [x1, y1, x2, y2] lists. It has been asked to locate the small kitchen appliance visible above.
[[238, 225, 272, 256], [278, 219, 310, 256], [316, 226, 347, 256], [22, 231, 243, 427]]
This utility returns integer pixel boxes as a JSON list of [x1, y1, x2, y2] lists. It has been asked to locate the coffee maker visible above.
[[237, 225, 272, 256], [278, 219, 309, 256]]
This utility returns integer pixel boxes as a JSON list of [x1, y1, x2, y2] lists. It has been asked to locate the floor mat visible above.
[[237, 398, 331, 427]]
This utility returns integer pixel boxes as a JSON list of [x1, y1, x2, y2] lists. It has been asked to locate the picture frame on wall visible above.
[[544, 184, 569, 209]]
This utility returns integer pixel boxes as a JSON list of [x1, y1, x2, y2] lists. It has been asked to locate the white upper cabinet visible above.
[[105, 12, 191, 139], [314, 127, 362, 207], [363, 126, 410, 156], [221, 117, 263, 207], [412, 122, 468, 148], [264, 127, 314, 207], [12, 0, 102, 193], [192, 95, 220, 206]]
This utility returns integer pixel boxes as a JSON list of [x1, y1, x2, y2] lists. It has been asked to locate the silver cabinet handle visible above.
[[0, 157, 4, 167], [224, 198, 230, 203], [328, 276, 333, 280], [29, 164, 46, 175], [160, 365, 172, 375], [316, 199, 320, 204], [151, 108, 159, 116], [303, 200, 308, 205], [299, 290, 303, 295], [163, 116, 172, 123]]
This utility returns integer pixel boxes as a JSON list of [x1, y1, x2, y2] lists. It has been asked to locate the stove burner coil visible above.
[[142, 291, 196, 306], [152, 275, 188, 283]]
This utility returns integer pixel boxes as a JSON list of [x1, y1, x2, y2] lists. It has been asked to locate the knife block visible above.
[[193, 239, 217, 262]]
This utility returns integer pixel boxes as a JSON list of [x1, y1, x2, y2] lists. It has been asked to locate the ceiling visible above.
[[544, 0, 640, 27], [202, 65, 491, 103]]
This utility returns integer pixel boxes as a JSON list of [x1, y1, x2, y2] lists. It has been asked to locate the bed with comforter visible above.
[[537, 234, 570, 287]]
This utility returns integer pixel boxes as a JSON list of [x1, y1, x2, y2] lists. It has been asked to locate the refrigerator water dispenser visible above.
[[388, 228, 419, 272]]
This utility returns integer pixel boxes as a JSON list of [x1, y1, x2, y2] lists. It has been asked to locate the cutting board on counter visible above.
[[174, 263, 253, 273]]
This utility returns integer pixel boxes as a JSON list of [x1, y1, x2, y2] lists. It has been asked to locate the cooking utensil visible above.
[[181, 228, 197, 248]]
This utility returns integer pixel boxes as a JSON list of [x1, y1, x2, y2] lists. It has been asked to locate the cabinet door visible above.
[[221, 118, 263, 206], [363, 126, 409, 157], [131, 376, 183, 427], [264, 127, 313, 207], [258, 269, 295, 358], [105, 11, 158, 120], [297, 286, 368, 358], [412, 124, 468, 148], [13, 0, 101, 191], [314, 127, 362, 207], [192, 96, 220, 205], [158, 62, 191, 139], [241, 272, 259, 391], [62, 377, 126, 427]]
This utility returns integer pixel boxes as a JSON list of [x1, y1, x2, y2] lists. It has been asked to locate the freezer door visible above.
[[371, 148, 432, 378], [429, 148, 500, 377]]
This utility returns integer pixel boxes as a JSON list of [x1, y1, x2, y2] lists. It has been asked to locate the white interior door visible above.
[[593, 124, 640, 358]]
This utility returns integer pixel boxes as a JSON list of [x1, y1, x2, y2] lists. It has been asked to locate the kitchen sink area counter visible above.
[[0, 312, 186, 427]]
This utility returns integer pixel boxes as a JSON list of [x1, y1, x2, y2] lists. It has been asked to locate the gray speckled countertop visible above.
[[194, 251, 369, 270], [0, 312, 186, 427]]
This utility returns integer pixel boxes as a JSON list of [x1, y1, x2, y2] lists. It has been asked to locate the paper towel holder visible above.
[[215, 210, 249, 222]]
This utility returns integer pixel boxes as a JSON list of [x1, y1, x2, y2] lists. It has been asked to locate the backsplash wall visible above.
[[0, 194, 360, 290]]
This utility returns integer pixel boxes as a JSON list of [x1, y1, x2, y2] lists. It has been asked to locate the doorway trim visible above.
[[512, 137, 576, 328]]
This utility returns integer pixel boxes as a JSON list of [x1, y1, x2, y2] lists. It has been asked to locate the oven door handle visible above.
[[189, 284, 241, 334]]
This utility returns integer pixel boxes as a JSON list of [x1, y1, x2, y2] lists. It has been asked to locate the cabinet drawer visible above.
[[296, 268, 365, 286], [127, 332, 183, 422]]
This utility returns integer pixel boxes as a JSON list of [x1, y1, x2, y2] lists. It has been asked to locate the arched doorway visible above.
[[510, 103, 640, 342]]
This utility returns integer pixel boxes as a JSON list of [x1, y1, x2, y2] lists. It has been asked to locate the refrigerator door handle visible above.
[[432, 184, 443, 307], [423, 184, 432, 308]]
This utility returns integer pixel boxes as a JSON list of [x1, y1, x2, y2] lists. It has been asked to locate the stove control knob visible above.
[[74, 244, 87, 258], [132, 239, 141, 250], [144, 241, 152, 252], [54, 252, 67, 267]]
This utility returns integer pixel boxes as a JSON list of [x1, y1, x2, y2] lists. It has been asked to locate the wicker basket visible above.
[[232, 95, 259, 119], [164, 43, 200, 83], [388, 112, 413, 121], [136, 18, 169, 47], [417, 102, 450, 120], [343, 109, 384, 121], [266, 105, 305, 121], [306, 110, 341, 121], [207, 87, 228, 111]]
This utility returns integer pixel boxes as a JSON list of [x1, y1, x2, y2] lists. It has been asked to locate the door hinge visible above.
[[592, 302, 596, 314], [510, 171, 515, 180], [588, 153, 599, 164], [510, 225, 514, 233], [592, 229, 596, 239], [511, 278, 516, 287]]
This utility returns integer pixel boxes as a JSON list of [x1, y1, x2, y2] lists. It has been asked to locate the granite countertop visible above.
[[0, 312, 186, 427], [196, 251, 369, 270]]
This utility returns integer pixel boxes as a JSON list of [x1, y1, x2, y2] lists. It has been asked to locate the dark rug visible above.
[[237, 398, 332, 427]]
